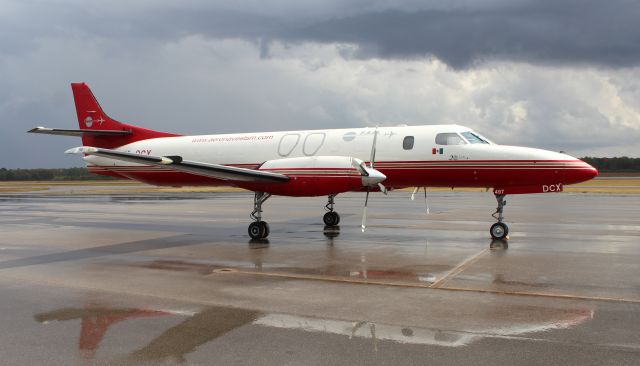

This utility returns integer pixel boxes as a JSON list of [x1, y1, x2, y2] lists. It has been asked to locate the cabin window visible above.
[[403, 136, 414, 150], [435, 133, 465, 145], [461, 131, 489, 144]]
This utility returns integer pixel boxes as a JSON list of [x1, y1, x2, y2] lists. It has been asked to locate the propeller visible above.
[[362, 189, 370, 232], [361, 127, 387, 232], [411, 187, 430, 214]]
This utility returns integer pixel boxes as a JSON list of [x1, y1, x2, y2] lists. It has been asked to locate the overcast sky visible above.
[[2, 0, 639, 168]]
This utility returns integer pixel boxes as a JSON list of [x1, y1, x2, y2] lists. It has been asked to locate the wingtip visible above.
[[64, 147, 82, 154], [27, 127, 47, 133], [65, 146, 97, 154]]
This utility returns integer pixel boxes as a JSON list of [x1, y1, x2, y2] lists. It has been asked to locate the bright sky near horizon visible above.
[[1, 0, 639, 168]]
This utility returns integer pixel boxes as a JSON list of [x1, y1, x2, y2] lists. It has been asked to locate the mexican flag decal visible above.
[[432, 147, 444, 155]]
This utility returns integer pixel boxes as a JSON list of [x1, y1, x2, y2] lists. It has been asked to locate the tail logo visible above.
[[84, 116, 105, 128]]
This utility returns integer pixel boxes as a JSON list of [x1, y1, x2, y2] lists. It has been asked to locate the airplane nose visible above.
[[584, 162, 599, 180], [585, 163, 598, 179], [566, 159, 598, 184]]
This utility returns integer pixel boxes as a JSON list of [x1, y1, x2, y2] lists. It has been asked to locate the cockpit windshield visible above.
[[461, 131, 490, 144], [435, 133, 466, 145]]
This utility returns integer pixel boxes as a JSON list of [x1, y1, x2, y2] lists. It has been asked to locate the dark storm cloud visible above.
[[4, 1, 639, 68], [287, 1, 640, 68], [15, 0, 636, 69]]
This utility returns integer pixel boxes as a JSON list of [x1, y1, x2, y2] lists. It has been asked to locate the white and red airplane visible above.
[[30, 83, 598, 240]]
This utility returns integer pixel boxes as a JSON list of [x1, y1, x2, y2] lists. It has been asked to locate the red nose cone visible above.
[[577, 162, 599, 183], [564, 160, 598, 185]]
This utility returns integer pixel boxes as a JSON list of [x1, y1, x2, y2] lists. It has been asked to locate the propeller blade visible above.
[[369, 127, 378, 169], [411, 187, 419, 201], [378, 183, 388, 195], [424, 187, 430, 214], [361, 189, 370, 232]]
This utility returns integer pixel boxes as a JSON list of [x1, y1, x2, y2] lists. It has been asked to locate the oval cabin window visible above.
[[403, 136, 414, 150]]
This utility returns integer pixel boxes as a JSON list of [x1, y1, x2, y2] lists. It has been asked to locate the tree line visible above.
[[580, 157, 640, 172], [0, 167, 119, 181], [1, 157, 639, 181]]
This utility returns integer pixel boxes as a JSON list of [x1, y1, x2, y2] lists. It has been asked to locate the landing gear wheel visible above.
[[490, 222, 509, 240], [248, 222, 265, 239], [323, 211, 340, 226], [259, 221, 270, 238], [248, 192, 272, 239]]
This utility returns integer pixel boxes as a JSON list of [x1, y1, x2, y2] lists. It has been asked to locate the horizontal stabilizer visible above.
[[65, 146, 289, 183], [65, 146, 174, 165], [28, 127, 132, 137]]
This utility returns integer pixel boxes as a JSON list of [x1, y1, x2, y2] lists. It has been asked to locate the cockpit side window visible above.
[[435, 133, 465, 145], [461, 131, 489, 144]]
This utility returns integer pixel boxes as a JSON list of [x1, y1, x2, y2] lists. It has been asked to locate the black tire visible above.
[[323, 212, 334, 226], [490, 222, 509, 240], [248, 222, 262, 239], [259, 221, 270, 238], [323, 212, 340, 226]]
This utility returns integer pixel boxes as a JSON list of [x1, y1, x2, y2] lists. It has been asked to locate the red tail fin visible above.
[[71, 82, 180, 148]]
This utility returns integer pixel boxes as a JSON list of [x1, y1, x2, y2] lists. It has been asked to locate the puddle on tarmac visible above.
[[133, 259, 453, 285], [140, 259, 216, 274]]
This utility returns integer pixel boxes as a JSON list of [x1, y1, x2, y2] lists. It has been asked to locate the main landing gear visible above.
[[248, 192, 271, 239], [490, 194, 509, 240], [323, 194, 340, 226], [247, 193, 340, 240]]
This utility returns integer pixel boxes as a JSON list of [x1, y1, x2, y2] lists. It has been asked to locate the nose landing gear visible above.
[[323, 194, 340, 226], [248, 192, 271, 239], [490, 194, 509, 240]]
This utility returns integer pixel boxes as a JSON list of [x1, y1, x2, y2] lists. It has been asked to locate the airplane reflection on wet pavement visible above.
[[34, 303, 594, 364]]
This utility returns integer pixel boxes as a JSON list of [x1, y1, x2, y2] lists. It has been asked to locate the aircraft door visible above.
[[278, 134, 300, 157], [303, 133, 326, 156]]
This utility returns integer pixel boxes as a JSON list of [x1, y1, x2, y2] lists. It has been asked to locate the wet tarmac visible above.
[[0, 190, 639, 365]]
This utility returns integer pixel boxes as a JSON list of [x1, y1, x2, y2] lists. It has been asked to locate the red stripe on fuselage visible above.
[[87, 159, 597, 190]]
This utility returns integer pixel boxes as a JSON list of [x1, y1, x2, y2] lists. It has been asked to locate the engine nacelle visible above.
[[237, 156, 380, 197]]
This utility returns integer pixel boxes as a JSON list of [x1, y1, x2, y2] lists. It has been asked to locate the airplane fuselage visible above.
[[86, 124, 597, 196]]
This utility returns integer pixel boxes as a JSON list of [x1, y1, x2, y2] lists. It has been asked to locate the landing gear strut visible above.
[[248, 192, 271, 239], [490, 194, 509, 240], [323, 194, 340, 226]]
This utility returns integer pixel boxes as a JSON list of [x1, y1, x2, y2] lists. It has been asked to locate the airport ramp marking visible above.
[[429, 248, 489, 289], [211, 268, 640, 305]]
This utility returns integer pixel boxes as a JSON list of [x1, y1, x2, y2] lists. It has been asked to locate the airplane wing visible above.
[[65, 146, 289, 183]]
